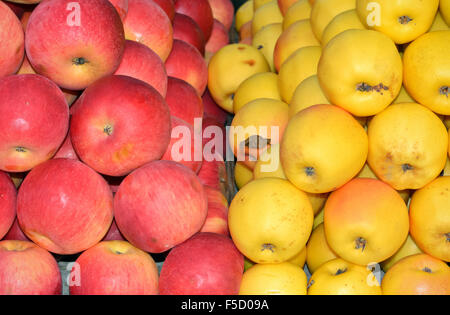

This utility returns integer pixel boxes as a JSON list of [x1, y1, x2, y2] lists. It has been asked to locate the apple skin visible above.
[[165, 39, 208, 96], [202, 89, 228, 125], [70, 75, 172, 177], [25, 0, 125, 90], [162, 116, 203, 174], [159, 232, 244, 295], [0, 240, 62, 295], [205, 19, 230, 57], [200, 186, 229, 236], [208, 0, 234, 31], [197, 152, 226, 191], [165, 76, 204, 127], [114, 40, 168, 98], [0, 74, 69, 173], [0, 1, 25, 78], [174, 0, 214, 42], [114, 160, 209, 253], [0, 171, 16, 240], [2, 218, 29, 241], [124, 0, 173, 61], [152, 0, 175, 21], [173, 13, 206, 56], [70, 241, 159, 295], [17, 158, 114, 255], [108, 0, 128, 21]]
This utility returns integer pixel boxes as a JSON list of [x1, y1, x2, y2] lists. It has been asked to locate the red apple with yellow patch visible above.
[[70, 75, 172, 177]]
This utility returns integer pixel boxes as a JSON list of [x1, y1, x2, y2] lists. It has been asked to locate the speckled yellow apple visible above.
[[278, 45, 322, 104], [230, 98, 289, 168], [324, 178, 410, 266], [228, 178, 314, 264], [251, 23, 283, 72], [356, 0, 439, 44], [306, 223, 338, 274], [409, 176, 450, 262], [381, 254, 450, 295], [273, 19, 320, 72], [289, 75, 330, 118], [307, 258, 382, 295], [235, 0, 254, 32], [282, 0, 312, 29], [208, 43, 270, 113], [252, 1, 283, 35], [318, 29, 403, 117], [233, 72, 281, 113], [321, 9, 366, 47], [280, 104, 368, 194], [403, 31, 450, 115], [310, 0, 356, 42], [239, 262, 308, 295], [367, 103, 448, 190]]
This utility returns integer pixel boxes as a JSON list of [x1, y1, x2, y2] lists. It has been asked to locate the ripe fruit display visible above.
[[1, 0, 450, 298]]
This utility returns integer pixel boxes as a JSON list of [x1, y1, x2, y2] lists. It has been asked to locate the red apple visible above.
[[0, 171, 16, 239], [165, 76, 204, 127], [200, 186, 229, 236], [102, 220, 125, 241], [165, 39, 208, 96], [0, 1, 25, 78], [159, 232, 244, 295], [70, 75, 171, 177], [17, 158, 114, 255], [0, 240, 62, 295], [25, 0, 125, 90], [114, 160, 208, 253], [205, 19, 229, 57], [202, 89, 228, 125], [174, 0, 214, 42], [202, 116, 227, 158], [152, 0, 175, 21], [197, 152, 227, 191], [17, 56, 80, 106], [2, 218, 29, 241], [70, 241, 159, 295], [162, 116, 203, 174], [0, 74, 69, 173], [53, 132, 79, 161], [124, 0, 173, 61], [208, 0, 234, 30], [108, 0, 128, 21], [114, 40, 168, 98], [173, 13, 206, 56]]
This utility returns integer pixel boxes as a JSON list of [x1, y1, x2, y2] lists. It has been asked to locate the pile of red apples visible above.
[[0, 0, 243, 295]]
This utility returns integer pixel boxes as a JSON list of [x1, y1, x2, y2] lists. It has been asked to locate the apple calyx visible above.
[[422, 267, 432, 273], [440, 86, 449, 97], [398, 16, 413, 24], [445, 233, 450, 242], [15, 146, 27, 153], [335, 268, 347, 276], [356, 82, 389, 95], [402, 163, 413, 173], [305, 167, 315, 177], [72, 57, 89, 66], [261, 243, 275, 253], [103, 125, 113, 136], [355, 237, 367, 252]]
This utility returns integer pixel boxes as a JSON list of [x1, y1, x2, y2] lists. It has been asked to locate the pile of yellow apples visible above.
[[207, 0, 450, 295]]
